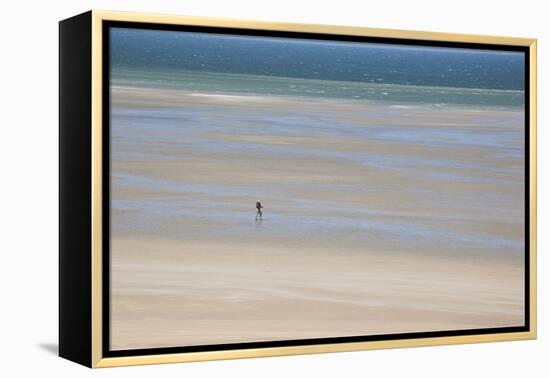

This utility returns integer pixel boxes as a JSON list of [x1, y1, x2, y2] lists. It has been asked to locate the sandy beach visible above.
[[110, 84, 525, 350]]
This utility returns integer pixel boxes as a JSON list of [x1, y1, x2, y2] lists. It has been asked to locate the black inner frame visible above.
[[102, 20, 531, 358]]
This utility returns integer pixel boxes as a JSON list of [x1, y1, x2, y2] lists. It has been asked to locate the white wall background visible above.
[[0, 0, 546, 376]]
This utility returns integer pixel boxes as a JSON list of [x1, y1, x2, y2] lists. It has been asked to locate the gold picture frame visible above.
[[59, 10, 537, 368]]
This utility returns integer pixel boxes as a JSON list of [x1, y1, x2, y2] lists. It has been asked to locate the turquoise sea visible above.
[[112, 68, 524, 108], [110, 27, 525, 108]]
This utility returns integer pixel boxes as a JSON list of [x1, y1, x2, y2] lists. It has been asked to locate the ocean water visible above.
[[109, 27, 525, 107], [110, 28, 525, 90]]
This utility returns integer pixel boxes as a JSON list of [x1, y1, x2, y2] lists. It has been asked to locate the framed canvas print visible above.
[[59, 10, 537, 368]]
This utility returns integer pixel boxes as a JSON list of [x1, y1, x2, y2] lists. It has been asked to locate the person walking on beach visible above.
[[255, 200, 263, 220]]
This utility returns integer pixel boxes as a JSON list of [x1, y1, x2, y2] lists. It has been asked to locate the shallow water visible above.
[[110, 87, 525, 257]]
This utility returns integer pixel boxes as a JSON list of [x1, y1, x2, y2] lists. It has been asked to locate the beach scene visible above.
[[109, 28, 526, 350]]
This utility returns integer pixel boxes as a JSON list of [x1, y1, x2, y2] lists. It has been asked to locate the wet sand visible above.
[[110, 85, 525, 350]]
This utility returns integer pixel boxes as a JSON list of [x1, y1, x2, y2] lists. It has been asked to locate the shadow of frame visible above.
[[37, 343, 58, 355]]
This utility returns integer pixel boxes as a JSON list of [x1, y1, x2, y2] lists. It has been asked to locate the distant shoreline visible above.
[[109, 68, 525, 108]]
